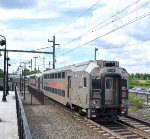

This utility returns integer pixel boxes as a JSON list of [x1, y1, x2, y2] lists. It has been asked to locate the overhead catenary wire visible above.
[[57, 11, 150, 57], [60, 0, 147, 48], [54, 0, 102, 36], [33, 0, 146, 51], [83, 1, 149, 37]]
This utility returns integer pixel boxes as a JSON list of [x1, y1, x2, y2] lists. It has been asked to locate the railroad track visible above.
[[118, 116, 150, 138], [45, 96, 150, 139], [45, 97, 122, 139]]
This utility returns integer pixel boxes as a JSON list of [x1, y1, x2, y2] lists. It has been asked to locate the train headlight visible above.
[[93, 100, 98, 105]]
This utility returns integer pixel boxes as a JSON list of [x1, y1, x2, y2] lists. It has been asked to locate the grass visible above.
[[143, 114, 150, 119], [128, 106, 139, 112]]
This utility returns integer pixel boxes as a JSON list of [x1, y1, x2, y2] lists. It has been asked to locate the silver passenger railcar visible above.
[[28, 60, 128, 119]]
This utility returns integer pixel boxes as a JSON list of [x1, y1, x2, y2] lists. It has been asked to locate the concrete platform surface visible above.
[[0, 91, 19, 139]]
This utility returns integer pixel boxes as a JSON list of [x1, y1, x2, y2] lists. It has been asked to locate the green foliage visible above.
[[0, 69, 4, 78], [128, 93, 145, 112], [129, 73, 150, 80], [30, 69, 41, 75], [43, 68, 50, 72], [129, 73, 150, 88], [144, 114, 150, 119]]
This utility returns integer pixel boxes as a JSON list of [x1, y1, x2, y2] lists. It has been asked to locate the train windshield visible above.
[[92, 79, 101, 89], [106, 78, 113, 89]]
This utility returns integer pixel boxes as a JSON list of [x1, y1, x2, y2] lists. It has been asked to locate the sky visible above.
[[0, 0, 150, 74]]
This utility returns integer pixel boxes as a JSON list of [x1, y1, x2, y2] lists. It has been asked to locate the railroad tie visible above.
[[103, 133, 110, 136], [108, 137, 116, 139], [89, 125, 95, 128], [93, 127, 99, 131], [98, 130, 105, 134]]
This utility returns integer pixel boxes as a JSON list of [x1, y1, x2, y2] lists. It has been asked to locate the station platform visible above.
[[0, 91, 19, 139]]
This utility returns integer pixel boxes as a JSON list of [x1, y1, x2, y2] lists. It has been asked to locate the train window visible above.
[[55, 73, 58, 79], [84, 77, 86, 87], [50, 74, 52, 79], [52, 88, 54, 93], [62, 72, 65, 78], [55, 88, 57, 94], [92, 79, 101, 89], [106, 79, 113, 89], [62, 90, 65, 97], [52, 74, 54, 79], [58, 72, 61, 79], [58, 89, 61, 95]]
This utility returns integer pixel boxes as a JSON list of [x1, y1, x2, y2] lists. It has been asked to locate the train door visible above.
[[67, 76, 71, 99], [105, 77, 118, 105]]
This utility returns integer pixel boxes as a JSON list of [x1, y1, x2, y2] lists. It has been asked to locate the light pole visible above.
[[6, 56, 10, 96], [0, 35, 7, 101], [20, 62, 29, 99], [33, 56, 38, 71], [19, 63, 24, 95]]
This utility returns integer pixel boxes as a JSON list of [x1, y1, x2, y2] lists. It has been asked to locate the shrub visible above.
[[128, 93, 145, 112]]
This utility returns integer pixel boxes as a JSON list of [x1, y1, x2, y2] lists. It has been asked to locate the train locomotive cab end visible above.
[[87, 60, 128, 120]]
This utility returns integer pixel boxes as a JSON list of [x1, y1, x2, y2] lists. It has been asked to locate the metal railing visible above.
[[15, 85, 32, 139], [130, 92, 150, 105], [28, 85, 44, 104]]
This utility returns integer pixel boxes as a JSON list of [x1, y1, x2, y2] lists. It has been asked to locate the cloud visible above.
[[0, 0, 37, 9], [0, 0, 150, 74]]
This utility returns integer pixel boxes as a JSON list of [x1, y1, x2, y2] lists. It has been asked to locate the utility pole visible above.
[[48, 36, 59, 69], [49, 61, 51, 69], [43, 57, 45, 70], [33, 56, 38, 71], [6, 51, 10, 96], [95, 47, 98, 61], [30, 59, 32, 71]]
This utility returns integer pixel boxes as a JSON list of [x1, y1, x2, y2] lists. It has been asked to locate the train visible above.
[[15, 60, 129, 120]]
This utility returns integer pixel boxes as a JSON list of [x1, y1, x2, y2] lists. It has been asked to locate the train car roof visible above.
[[43, 60, 98, 73]]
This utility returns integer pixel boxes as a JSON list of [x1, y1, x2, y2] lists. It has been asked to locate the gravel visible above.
[[22, 93, 105, 139], [128, 106, 150, 124], [22, 92, 150, 139]]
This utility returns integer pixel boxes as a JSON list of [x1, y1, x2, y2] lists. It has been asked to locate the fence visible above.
[[130, 92, 150, 105], [27, 85, 44, 105], [15, 86, 32, 139]]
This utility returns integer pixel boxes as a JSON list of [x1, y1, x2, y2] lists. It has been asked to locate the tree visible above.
[[30, 69, 41, 75], [0, 69, 4, 79], [43, 68, 50, 72], [23, 69, 31, 76]]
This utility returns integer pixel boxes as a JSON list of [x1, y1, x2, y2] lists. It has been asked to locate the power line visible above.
[[102, 39, 150, 50], [87, 12, 150, 44], [83, 1, 149, 37], [34, 46, 52, 51], [60, 0, 147, 48], [57, 11, 150, 57], [81, 0, 143, 37], [54, 0, 102, 36]]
